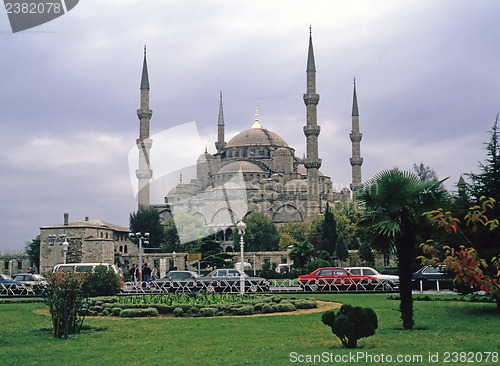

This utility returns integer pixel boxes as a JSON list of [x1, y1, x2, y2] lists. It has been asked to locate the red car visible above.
[[298, 267, 377, 291]]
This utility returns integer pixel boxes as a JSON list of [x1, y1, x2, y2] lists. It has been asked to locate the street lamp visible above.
[[48, 234, 67, 268], [237, 220, 246, 295], [128, 232, 149, 277], [62, 238, 69, 264]]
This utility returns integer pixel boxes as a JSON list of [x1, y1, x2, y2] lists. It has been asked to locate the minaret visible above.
[[136, 46, 153, 210], [350, 78, 363, 196], [215, 91, 226, 152], [303, 27, 322, 220]]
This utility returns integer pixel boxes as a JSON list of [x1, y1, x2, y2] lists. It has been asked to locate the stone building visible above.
[[39, 213, 132, 274]]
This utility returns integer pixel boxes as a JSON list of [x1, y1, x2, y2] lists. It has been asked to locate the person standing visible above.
[[142, 264, 152, 283], [129, 264, 140, 283], [151, 265, 158, 281]]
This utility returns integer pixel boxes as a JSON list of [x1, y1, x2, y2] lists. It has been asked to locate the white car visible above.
[[345, 267, 399, 289]]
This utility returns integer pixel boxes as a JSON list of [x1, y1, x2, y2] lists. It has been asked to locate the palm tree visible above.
[[357, 169, 445, 329]]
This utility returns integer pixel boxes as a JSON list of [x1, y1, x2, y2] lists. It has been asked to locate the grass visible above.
[[0, 294, 498, 366]]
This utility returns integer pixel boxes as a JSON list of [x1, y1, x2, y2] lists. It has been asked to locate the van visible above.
[[53, 263, 122, 276]]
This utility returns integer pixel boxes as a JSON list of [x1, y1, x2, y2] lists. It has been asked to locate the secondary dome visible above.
[[217, 161, 265, 174], [226, 128, 289, 148]]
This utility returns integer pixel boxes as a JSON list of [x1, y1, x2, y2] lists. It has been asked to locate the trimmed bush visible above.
[[293, 300, 317, 309], [200, 308, 216, 317], [234, 305, 254, 315], [277, 301, 296, 312], [111, 307, 122, 317], [173, 307, 183, 317], [120, 309, 140, 318], [262, 304, 273, 313], [322, 304, 378, 348]]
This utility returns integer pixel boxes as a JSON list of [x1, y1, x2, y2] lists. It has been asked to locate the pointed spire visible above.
[[140, 45, 150, 91], [306, 26, 316, 72], [179, 171, 183, 183], [252, 107, 262, 129], [352, 78, 359, 117], [218, 91, 224, 126]]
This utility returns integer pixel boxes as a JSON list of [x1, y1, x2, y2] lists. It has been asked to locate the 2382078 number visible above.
[[443, 352, 498, 363], [5, 2, 62, 14]]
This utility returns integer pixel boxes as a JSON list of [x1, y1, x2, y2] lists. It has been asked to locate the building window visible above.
[[106, 232, 108, 239], [124, 245, 128, 254], [263, 258, 270, 265], [4, 262, 8, 271], [17, 261, 22, 270], [119, 246, 123, 253]]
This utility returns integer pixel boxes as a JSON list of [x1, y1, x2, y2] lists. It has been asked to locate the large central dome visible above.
[[226, 127, 289, 148]]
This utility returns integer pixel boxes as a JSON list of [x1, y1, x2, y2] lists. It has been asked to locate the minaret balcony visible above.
[[303, 93, 319, 106], [136, 138, 153, 149], [349, 132, 362, 142], [136, 169, 153, 179], [304, 158, 322, 169], [350, 157, 363, 166], [303, 125, 321, 136], [137, 109, 153, 119]]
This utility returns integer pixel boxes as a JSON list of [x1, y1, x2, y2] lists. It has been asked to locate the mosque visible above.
[[134, 30, 363, 242]]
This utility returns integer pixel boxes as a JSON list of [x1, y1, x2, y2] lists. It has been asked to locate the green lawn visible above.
[[0, 294, 498, 366]]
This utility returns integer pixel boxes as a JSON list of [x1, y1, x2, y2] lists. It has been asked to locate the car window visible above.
[[364, 269, 376, 276], [348, 269, 361, 275], [13, 275, 24, 281], [334, 269, 347, 276], [423, 266, 441, 274], [75, 266, 94, 273], [319, 269, 333, 276], [228, 270, 240, 277], [215, 270, 226, 277]]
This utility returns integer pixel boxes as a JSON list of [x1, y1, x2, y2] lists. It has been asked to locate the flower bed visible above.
[[82, 294, 317, 318]]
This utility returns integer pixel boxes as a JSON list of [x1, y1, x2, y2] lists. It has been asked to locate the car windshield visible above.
[[0, 274, 14, 281]]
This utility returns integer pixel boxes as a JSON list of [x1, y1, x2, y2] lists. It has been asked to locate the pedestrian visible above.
[[27, 267, 35, 274], [129, 264, 140, 283], [151, 265, 158, 281], [143, 264, 152, 283]]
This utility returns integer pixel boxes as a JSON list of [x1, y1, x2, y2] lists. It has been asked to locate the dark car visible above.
[[412, 265, 454, 290], [12, 273, 48, 295], [197, 268, 269, 293], [0, 273, 24, 296], [151, 270, 200, 293], [298, 267, 378, 291]]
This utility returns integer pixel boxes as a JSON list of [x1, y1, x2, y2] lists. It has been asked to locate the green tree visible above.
[[358, 169, 444, 330], [197, 238, 232, 270], [336, 235, 350, 264], [279, 221, 308, 242], [163, 218, 180, 252], [322, 202, 338, 255], [25, 235, 41, 271], [129, 207, 165, 250], [289, 241, 314, 270], [234, 212, 279, 252]]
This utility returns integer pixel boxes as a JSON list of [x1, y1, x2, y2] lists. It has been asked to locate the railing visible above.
[[0, 283, 44, 297]]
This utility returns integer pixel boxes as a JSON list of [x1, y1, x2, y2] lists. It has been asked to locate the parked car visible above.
[[197, 268, 269, 293], [11, 273, 47, 295], [298, 267, 378, 291], [412, 265, 454, 290], [152, 270, 200, 293], [53, 263, 121, 276], [345, 267, 399, 289], [0, 273, 24, 295]]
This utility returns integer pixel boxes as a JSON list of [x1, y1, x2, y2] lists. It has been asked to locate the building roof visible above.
[[226, 127, 288, 148], [41, 220, 130, 232], [217, 160, 265, 174]]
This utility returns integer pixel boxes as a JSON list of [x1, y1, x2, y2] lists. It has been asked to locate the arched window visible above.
[[124, 245, 128, 254]]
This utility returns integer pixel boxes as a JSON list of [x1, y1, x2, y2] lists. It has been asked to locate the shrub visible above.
[[200, 308, 216, 317], [293, 300, 317, 309], [321, 304, 378, 348], [120, 309, 140, 318], [173, 307, 183, 317], [111, 307, 122, 316], [144, 308, 159, 317], [234, 305, 254, 315], [262, 304, 273, 313], [80, 265, 121, 297], [45, 272, 86, 338], [277, 301, 295, 312]]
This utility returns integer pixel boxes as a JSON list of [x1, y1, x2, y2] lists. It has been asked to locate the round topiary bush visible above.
[[120, 309, 140, 318], [262, 304, 273, 313], [112, 307, 122, 317], [235, 305, 254, 315], [277, 301, 296, 312], [173, 307, 184, 317]]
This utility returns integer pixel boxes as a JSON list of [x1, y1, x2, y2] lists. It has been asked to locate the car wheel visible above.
[[309, 283, 319, 292]]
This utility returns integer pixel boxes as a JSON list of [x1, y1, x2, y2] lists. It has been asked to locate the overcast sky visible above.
[[1, 0, 499, 253]]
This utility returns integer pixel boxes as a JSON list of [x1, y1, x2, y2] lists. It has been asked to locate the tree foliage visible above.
[[25, 235, 41, 271], [289, 241, 314, 270], [197, 238, 232, 270], [129, 207, 165, 250], [234, 212, 279, 252]]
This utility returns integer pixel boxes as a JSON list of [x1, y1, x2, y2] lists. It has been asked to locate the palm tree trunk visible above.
[[397, 215, 415, 330]]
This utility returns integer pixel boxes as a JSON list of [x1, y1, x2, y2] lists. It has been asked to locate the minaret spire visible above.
[[136, 46, 153, 209], [303, 27, 322, 220], [215, 91, 226, 152], [350, 78, 363, 196]]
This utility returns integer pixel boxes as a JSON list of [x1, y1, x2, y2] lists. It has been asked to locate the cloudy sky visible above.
[[1, 0, 499, 253]]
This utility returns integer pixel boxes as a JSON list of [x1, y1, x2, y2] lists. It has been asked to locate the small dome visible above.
[[226, 128, 288, 148], [274, 147, 292, 156], [217, 161, 264, 174], [284, 179, 308, 191], [197, 151, 213, 161]]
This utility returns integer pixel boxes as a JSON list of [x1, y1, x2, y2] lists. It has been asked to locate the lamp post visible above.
[[48, 234, 67, 268], [128, 232, 149, 278], [237, 220, 246, 295], [62, 238, 69, 264]]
